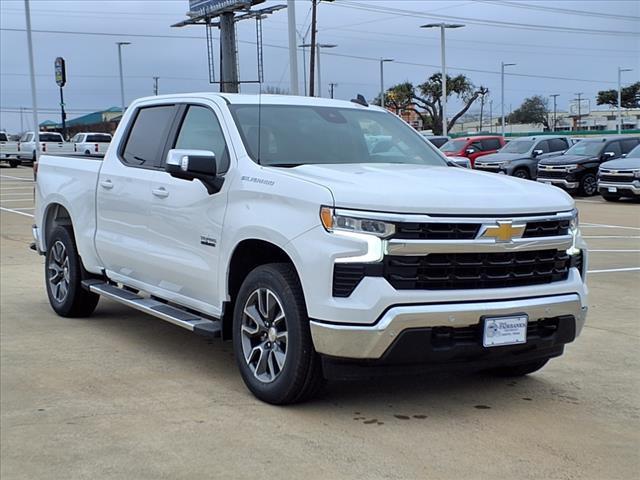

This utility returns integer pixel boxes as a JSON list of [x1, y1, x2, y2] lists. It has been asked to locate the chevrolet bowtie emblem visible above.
[[479, 221, 526, 242]]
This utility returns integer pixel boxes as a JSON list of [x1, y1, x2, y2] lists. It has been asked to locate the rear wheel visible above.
[[84, 150, 91, 155], [45, 226, 99, 317], [9, 159, 19, 168], [232, 263, 323, 404], [579, 172, 597, 196], [490, 358, 549, 377], [512, 168, 530, 180]]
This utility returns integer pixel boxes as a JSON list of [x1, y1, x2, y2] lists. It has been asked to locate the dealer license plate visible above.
[[483, 315, 528, 347], [608, 187, 618, 193]]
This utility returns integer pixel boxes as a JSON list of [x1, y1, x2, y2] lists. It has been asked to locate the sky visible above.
[[1, 0, 639, 133]]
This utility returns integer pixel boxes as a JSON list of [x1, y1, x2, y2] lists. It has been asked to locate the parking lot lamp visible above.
[[379, 58, 394, 108], [550, 94, 559, 132], [116, 42, 131, 115], [618, 67, 632, 134], [421, 23, 465, 136], [500, 61, 516, 136]]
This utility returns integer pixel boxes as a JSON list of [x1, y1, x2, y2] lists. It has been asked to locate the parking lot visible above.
[[1, 164, 638, 479]]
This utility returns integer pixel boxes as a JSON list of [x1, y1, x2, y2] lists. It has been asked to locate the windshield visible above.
[[229, 105, 446, 167], [627, 145, 640, 158], [440, 139, 467, 152], [564, 140, 604, 157], [500, 140, 534, 154]]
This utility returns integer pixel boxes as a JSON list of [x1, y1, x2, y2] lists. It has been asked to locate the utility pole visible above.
[[309, 0, 318, 97], [479, 91, 486, 132], [379, 58, 393, 108], [300, 43, 336, 98], [550, 94, 559, 132], [287, 0, 299, 95], [220, 13, 239, 93], [24, 0, 39, 158], [574, 92, 583, 132], [489, 100, 493, 133], [116, 41, 131, 114], [421, 23, 465, 136], [329, 82, 337, 99], [500, 61, 516, 137], [153, 76, 159, 95], [20, 106, 24, 133], [618, 67, 632, 134]]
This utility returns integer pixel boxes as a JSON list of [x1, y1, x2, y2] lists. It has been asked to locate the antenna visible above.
[[350, 94, 369, 107]]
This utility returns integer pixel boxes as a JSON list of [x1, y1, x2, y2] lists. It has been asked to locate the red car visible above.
[[440, 135, 505, 167]]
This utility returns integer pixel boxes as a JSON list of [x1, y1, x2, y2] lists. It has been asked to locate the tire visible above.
[[232, 263, 323, 405], [9, 159, 19, 168], [512, 168, 530, 180], [490, 358, 549, 377], [601, 193, 621, 202], [579, 172, 598, 196], [45, 225, 99, 317], [84, 150, 91, 155]]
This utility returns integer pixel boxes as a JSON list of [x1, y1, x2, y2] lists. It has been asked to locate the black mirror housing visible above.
[[165, 149, 223, 194]]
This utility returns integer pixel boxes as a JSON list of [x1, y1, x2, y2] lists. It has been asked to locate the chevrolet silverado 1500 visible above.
[[34, 93, 588, 404]]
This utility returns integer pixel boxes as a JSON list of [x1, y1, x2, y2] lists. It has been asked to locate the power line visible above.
[[335, 1, 640, 37], [477, 1, 640, 22], [0, 27, 617, 85]]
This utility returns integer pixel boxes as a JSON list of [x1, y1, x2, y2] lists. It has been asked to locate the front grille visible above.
[[523, 220, 570, 237], [385, 249, 570, 290], [475, 164, 501, 171], [599, 174, 634, 183], [394, 222, 479, 240], [537, 169, 568, 179]]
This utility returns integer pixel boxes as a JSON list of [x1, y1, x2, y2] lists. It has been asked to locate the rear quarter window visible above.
[[87, 134, 112, 143]]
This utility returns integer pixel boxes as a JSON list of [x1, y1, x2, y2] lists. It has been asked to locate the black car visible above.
[[536, 136, 640, 196]]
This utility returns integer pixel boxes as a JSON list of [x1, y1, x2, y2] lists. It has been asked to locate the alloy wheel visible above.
[[48, 240, 70, 303]]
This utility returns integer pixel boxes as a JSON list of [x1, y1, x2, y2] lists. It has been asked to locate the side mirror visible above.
[[532, 149, 544, 157], [465, 148, 476, 155], [602, 151, 615, 159], [165, 149, 223, 194]]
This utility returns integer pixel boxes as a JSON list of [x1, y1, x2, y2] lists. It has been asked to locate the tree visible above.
[[597, 82, 640, 109], [384, 74, 487, 135], [508, 95, 550, 129]]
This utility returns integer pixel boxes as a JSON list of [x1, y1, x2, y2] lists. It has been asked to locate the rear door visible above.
[[143, 102, 232, 311], [95, 104, 179, 287]]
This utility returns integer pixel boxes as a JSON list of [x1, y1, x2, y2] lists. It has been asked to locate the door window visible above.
[[174, 105, 230, 173], [548, 138, 568, 152], [121, 105, 176, 169], [604, 141, 622, 157], [621, 138, 639, 154], [480, 138, 501, 150], [535, 140, 550, 153]]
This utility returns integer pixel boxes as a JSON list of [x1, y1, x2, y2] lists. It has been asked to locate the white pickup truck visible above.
[[70, 132, 112, 156], [0, 132, 21, 167], [18, 131, 74, 163], [34, 93, 588, 404]]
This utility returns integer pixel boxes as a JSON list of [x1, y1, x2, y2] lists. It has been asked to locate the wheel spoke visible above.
[[272, 347, 286, 370], [244, 304, 267, 331], [275, 331, 288, 344]]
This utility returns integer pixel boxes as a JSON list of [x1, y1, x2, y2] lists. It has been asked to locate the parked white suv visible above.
[[33, 93, 588, 404], [70, 132, 112, 156]]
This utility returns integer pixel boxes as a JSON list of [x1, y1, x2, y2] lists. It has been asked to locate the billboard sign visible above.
[[54, 57, 66, 87], [188, 0, 260, 16], [569, 99, 590, 116]]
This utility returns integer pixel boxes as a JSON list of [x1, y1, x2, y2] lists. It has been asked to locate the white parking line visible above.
[[0, 199, 35, 203], [583, 235, 640, 239], [589, 249, 640, 253], [582, 223, 640, 231], [0, 194, 33, 198], [588, 267, 640, 274], [0, 175, 32, 182], [0, 187, 34, 191], [0, 207, 34, 217], [576, 199, 603, 204]]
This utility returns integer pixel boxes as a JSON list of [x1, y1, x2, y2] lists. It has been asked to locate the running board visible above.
[[82, 280, 221, 337]]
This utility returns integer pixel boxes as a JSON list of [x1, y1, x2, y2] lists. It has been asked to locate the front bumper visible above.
[[598, 181, 640, 195], [537, 177, 579, 189], [310, 293, 586, 360]]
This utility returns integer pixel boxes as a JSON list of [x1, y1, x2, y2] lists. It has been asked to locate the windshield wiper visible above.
[[266, 163, 305, 168]]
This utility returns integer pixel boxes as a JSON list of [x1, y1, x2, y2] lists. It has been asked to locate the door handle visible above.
[[100, 179, 114, 189], [152, 187, 169, 198]]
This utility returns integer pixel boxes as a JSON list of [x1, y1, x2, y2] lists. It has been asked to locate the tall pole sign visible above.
[[55, 57, 67, 139]]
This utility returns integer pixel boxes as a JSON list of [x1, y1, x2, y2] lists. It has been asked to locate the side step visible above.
[[82, 280, 221, 338]]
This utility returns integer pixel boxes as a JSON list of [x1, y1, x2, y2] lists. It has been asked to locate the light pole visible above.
[[379, 58, 393, 108], [618, 67, 632, 134], [574, 92, 583, 131], [421, 23, 465, 136], [153, 76, 159, 96], [500, 61, 516, 137], [116, 42, 131, 114], [300, 43, 336, 97], [550, 94, 559, 132], [287, 0, 299, 95]]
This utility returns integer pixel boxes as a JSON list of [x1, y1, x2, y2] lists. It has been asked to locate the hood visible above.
[[475, 153, 526, 163], [538, 153, 592, 166], [283, 163, 574, 215], [600, 157, 640, 170]]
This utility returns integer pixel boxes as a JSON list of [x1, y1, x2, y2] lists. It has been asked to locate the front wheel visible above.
[[232, 263, 323, 405], [9, 159, 19, 168], [45, 226, 100, 317], [579, 172, 598, 196], [512, 168, 530, 180]]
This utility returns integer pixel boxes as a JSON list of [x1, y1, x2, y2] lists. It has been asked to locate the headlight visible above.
[[564, 164, 579, 171], [570, 208, 579, 231], [320, 207, 395, 238], [633, 169, 640, 178]]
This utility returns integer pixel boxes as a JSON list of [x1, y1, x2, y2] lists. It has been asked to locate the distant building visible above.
[[40, 107, 123, 137]]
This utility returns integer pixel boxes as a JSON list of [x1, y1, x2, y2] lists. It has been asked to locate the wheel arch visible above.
[[222, 238, 302, 340], [43, 202, 74, 252]]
